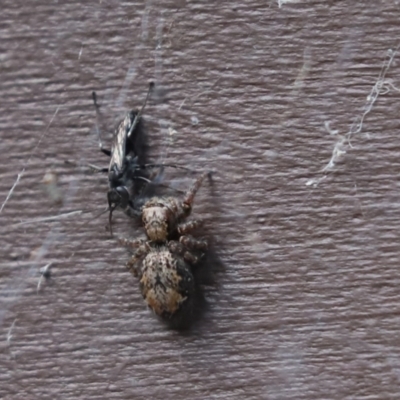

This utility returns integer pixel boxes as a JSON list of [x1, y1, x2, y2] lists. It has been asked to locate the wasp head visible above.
[[107, 186, 130, 210]]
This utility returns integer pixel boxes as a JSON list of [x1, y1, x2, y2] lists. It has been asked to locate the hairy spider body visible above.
[[119, 235, 207, 320]]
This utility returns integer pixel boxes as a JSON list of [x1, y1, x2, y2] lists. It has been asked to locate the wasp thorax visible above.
[[143, 206, 169, 242]]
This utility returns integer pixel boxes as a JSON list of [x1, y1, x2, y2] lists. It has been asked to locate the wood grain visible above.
[[1, 1, 400, 399]]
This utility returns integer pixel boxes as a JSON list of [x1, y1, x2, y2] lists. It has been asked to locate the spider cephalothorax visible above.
[[141, 171, 210, 242]]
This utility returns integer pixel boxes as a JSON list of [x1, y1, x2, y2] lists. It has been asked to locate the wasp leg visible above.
[[100, 148, 111, 157], [87, 164, 109, 173], [92, 91, 113, 158]]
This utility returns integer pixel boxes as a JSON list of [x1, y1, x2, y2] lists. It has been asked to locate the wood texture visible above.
[[1, 1, 400, 399]]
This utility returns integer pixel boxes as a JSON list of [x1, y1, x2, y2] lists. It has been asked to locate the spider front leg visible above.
[[181, 171, 211, 212], [177, 219, 203, 235], [179, 234, 208, 252], [118, 237, 146, 250], [118, 237, 148, 277]]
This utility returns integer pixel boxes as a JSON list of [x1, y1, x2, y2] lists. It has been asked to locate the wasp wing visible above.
[[109, 112, 134, 176]]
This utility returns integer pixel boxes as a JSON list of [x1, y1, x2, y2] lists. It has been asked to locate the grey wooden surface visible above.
[[1, 1, 400, 399]]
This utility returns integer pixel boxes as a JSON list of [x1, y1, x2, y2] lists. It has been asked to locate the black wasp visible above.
[[92, 82, 154, 233]]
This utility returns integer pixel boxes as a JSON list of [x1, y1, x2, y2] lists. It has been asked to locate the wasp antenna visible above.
[[128, 82, 154, 138], [92, 91, 99, 108], [134, 163, 198, 174], [109, 209, 114, 236]]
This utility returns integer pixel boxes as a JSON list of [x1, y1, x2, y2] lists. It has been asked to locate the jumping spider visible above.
[[138, 170, 212, 243], [119, 235, 207, 319]]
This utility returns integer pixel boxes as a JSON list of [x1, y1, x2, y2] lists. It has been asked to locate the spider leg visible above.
[[181, 171, 210, 212], [179, 234, 208, 252], [118, 237, 146, 250], [118, 237, 148, 277], [177, 219, 203, 235], [168, 240, 200, 265], [127, 243, 150, 277]]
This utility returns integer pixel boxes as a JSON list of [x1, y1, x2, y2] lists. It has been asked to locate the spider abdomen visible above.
[[140, 247, 195, 318]]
